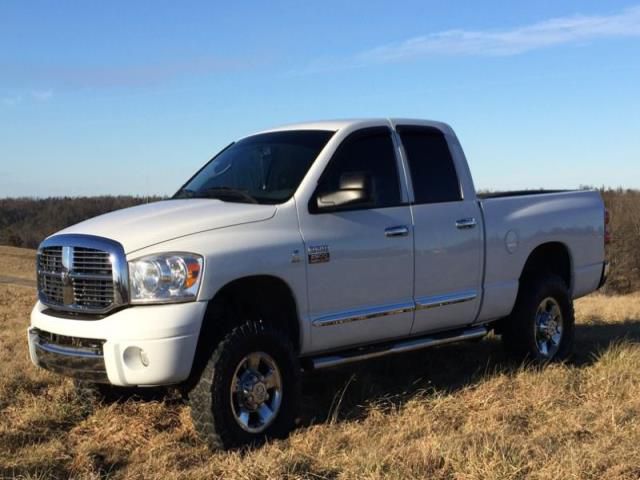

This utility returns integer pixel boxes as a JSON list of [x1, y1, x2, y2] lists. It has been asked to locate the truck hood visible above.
[[57, 199, 277, 254]]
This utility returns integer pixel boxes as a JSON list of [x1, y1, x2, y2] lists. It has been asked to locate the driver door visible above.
[[297, 127, 414, 353]]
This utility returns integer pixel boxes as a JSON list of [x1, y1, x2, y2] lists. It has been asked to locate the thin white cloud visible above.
[[2, 56, 260, 90], [31, 90, 53, 101], [1, 95, 22, 106], [302, 5, 640, 72]]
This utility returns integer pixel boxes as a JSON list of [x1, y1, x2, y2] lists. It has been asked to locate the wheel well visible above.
[[520, 242, 572, 289], [492, 242, 572, 336], [215, 275, 300, 348], [187, 275, 301, 388]]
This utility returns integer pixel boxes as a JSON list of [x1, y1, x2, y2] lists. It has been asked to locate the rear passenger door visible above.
[[396, 125, 483, 334]]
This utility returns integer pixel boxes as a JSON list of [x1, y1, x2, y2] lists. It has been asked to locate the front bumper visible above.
[[28, 300, 207, 386], [29, 328, 109, 382]]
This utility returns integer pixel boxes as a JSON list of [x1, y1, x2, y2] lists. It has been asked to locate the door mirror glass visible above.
[[316, 171, 371, 210]]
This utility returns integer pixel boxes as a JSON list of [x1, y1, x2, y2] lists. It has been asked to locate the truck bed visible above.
[[475, 189, 605, 324]]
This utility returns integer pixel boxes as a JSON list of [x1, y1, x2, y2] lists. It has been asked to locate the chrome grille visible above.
[[73, 247, 113, 275], [37, 235, 128, 315], [73, 277, 114, 308], [40, 272, 65, 304], [38, 247, 66, 305], [39, 246, 63, 271]]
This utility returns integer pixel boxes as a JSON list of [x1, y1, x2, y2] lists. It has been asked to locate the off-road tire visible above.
[[502, 273, 575, 362], [189, 320, 301, 451]]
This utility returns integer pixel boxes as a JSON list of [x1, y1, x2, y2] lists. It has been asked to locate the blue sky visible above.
[[1, 0, 639, 197]]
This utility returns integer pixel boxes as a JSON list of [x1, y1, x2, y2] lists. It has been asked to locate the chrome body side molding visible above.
[[311, 326, 488, 369], [312, 290, 478, 328], [415, 290, 478, 311], [312, 301, 415, 328]]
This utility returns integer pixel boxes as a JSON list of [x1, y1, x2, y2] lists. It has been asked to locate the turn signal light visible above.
[[185, 260, 201, 288]]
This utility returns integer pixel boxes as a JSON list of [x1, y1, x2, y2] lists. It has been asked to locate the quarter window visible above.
[[398, 126, 462, 204]]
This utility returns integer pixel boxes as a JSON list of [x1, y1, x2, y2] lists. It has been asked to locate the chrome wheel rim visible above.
[[534, 297, 563, 358], [230, 351, 282, 434]]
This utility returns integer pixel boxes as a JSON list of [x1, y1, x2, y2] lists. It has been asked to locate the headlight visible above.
[[128, 253, 203, 304]]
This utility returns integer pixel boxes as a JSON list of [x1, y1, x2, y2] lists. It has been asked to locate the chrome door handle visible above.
[[385, 225, 409, 237], [456, 218, 477, 229]]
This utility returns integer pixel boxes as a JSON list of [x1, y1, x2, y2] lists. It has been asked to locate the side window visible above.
[[314, 128, 401, 211], [398, 126, 462, 204]]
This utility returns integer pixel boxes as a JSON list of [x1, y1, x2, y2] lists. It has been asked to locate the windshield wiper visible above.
[[194, 187, 259, 204]]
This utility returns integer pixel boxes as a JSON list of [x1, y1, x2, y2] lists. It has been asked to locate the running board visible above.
[[310, 326, 488, 370]]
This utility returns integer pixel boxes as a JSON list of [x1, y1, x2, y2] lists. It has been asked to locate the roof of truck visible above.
[[253, 118, 453, 135]]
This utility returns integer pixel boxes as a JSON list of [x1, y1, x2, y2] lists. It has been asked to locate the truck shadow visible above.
[[298, 319, 640, 426]]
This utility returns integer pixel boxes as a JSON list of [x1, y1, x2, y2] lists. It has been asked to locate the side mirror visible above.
[[316, 172, 372, 210]]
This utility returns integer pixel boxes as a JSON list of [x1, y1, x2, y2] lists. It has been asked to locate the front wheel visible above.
[[188, 320, 300, 450], [502, 274, 575, 362]]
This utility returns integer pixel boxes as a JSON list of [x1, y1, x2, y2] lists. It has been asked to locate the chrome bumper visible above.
[[28, 327, 109, 383]]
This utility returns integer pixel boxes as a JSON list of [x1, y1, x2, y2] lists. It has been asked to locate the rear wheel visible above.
[[502, 274, 575, 362], [533, 296, 564, 357]]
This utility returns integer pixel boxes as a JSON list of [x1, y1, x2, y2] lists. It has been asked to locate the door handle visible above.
[[385, 225, 410, 237], [456, 218, 477, 230]]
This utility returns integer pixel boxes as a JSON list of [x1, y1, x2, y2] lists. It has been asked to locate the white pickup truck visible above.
[[28, 119, 609, 450]]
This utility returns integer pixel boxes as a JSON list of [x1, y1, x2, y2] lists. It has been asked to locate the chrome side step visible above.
[[310, 326, 488, 370]]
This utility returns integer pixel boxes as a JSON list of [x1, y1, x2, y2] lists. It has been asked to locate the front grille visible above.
[[39, 246, 63, 270], [73, 247, 112, 275], [73, 277, 114, 308], [38, 244, 116, 313], [40, 272, 65, 304], [35, 328, 105, 355]]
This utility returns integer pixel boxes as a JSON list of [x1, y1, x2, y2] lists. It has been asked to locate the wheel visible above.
[[502, 273, 575, 362], [188, 320, 301, 451]]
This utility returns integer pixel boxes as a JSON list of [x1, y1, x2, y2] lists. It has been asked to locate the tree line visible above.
[[0, 190, 638, 294], [0, 196, 164, 249]]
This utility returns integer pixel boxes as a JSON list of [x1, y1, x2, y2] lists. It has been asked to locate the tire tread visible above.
[[189, 319, 300, 450], [502, 273, 575, 362]]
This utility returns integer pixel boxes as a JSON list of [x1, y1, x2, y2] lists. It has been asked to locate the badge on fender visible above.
[[308, 245, 330, 264]]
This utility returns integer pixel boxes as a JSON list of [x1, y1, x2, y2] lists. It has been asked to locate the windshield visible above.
[[174, 130, 335, 204]]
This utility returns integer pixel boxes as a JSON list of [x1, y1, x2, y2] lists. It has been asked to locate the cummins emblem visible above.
[[308, 245, 330, 264]]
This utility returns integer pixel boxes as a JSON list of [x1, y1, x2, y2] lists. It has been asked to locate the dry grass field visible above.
[[2, 246, 640, 479], [0, 246, 37, 283]]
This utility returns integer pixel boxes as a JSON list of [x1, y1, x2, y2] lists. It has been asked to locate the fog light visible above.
[[140, 349, 150, 367], [123, 346, 149, 370]]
